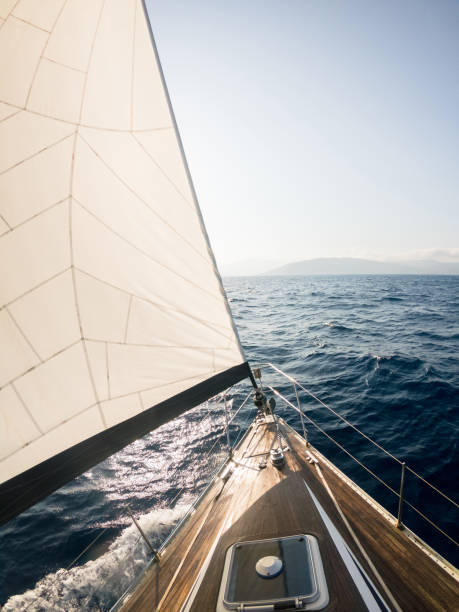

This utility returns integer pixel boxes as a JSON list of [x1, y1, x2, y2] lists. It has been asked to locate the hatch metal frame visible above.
[[216, 534, 329, 611]]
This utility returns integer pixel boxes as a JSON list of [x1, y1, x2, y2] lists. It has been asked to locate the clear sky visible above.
[[146, 0, 459, 268]]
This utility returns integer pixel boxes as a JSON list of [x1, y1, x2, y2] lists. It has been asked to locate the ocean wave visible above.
[[3, 505, 188, 611], [3, 274, 459, 601], [405, 310, 444, 321], [416, 330, 459, 341], [323, 321, 353, 332], [364, 353, 426, 377]]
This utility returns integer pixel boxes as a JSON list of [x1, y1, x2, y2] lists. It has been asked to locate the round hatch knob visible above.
[[255, 555, 283, 578]]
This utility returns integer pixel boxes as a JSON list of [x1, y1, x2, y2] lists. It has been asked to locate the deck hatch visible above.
[[217, 534, 329, 610]]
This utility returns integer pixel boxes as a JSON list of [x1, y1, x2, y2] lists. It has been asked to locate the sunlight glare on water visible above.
[[1, 275, 458, 609], [0, 395, 251, 609]]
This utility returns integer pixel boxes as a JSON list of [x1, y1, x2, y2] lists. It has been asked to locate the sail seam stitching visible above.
[[10, 382, 44, 435], [50, 0, 67, 31], [73, 266, 234, 335], [123, 295, 133, 343], [9, 14, 52, 34], [24, 0, 70, 99], [0, 99, 173, 132], [76, 133, 211, 265], [81, 338, 107, 424], [23, 5, 57, 109], [0, 322, 232, 397], [68, 0, 108, 428], [132, 133, 194, 209], [77, 0, 106, 120], [3, 367, 220, 461], [0, 108, 21, 124], [100, 368, 217, 403], [0, 131, 75, 177], [84, 338, 233, 350], [5, 307, 43, 361], [40, 55, 87, 75], [1, 197, 70, 234], [2, 1, 22, 25], [3, 402, 101, 460], [0, 338, 81, 392], [0, 211, 11, 230], [72, 196, 222, 303], [0, 267, 71, 313], [0, 0, 248, 500]]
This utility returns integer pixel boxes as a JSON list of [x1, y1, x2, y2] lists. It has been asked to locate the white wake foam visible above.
[[3, 504, 188, 611]]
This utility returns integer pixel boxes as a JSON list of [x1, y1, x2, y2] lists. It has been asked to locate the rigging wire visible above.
[[51, 392, 241, 593], [268, 385, 399, 497], [267, 383, 458, 548], [264, 363, 459, 509], [267, 363, 403, 464]]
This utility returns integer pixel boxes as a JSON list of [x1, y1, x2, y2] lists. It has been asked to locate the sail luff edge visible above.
[[138, 0, 246, 361]]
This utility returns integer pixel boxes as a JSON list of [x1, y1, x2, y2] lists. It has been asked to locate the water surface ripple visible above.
[[1, 275, 458, 608]]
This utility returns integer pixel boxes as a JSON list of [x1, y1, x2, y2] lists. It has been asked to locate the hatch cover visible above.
[[216, 534, 329, 610]]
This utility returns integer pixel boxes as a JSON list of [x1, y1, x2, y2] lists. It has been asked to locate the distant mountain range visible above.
[[221, 259, 286, 276], [265, 257, 459, 275]]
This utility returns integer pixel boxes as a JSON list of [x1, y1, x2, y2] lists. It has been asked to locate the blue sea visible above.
[[1, 275, 458, 610]]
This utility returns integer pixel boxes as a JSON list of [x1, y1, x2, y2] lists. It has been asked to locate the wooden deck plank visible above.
[[187, 427, 367, 612], [119, 417, 458, 612], [119, 420, 265, 611], [281, 419, 459, 612]]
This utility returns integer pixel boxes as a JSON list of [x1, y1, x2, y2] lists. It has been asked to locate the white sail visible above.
[[0, 0, 248, 517]]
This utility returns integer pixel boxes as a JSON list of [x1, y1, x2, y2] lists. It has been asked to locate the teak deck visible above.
[[118, 417, 459, 611]]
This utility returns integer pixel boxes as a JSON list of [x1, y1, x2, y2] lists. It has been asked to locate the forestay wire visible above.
[[259, 364, 458, 549]]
